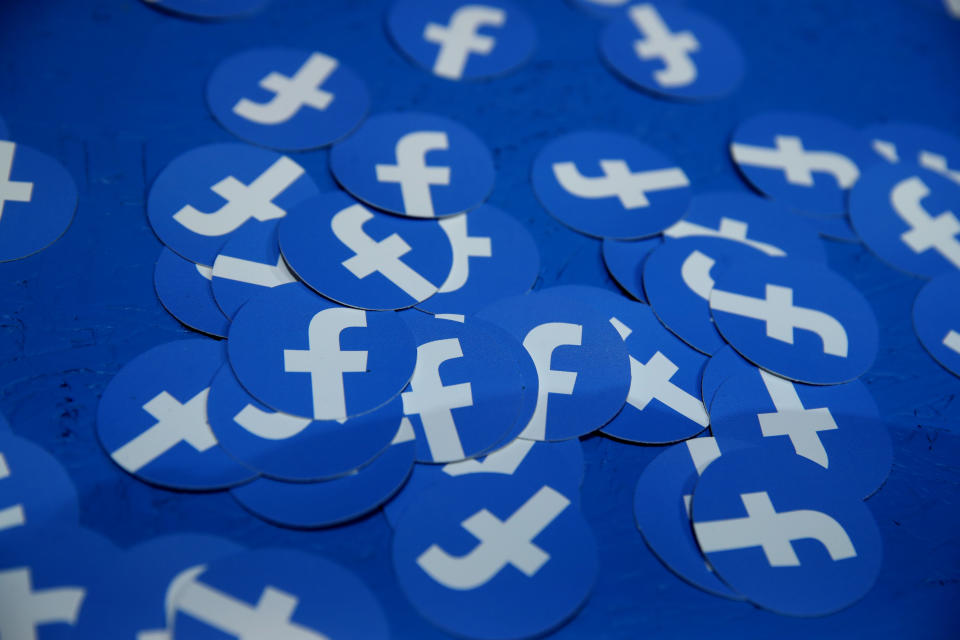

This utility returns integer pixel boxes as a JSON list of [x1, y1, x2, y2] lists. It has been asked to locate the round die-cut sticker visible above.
[[211, 220, 297, 318], [600, 2, 745, 100], [700, 343, 755, 410], [913, 270, 960, 378], [227, 282, 416, 420], [730, 112, 874, 217], [154, 248, 229, 338], [330, 111, 495, 218], [602, 236, 661, 302], [691, 447, 883, 616], [0, 433, 79, 537], [387, 0, 537, 81], [709, 256, 879, 384], [864, 121, 960, 186], [279, 191, 453, 310], [532, 130, 691, 239], [207, 48, 370, 151]]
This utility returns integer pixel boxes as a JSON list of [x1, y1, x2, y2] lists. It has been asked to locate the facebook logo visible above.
[[207, 48, 370, 151], [0, 566, 85, 638], [911, 271, 960, 382], [375, 131, 451, 218], [388, 0, 536, 81], [865, 121, 960, 186], [393, 475, 598, 639], [600, 2, 744, 100]]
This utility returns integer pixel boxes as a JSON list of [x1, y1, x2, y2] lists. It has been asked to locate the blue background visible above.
[[0, 0, 957, 637]]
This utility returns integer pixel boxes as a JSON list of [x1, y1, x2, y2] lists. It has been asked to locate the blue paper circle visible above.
[[76, 533, 244, 638], [330, 111, 495, 218], [279, 191, 454, 310], [400, 312, 523, 463], [0, 433, 79, 537], [710, 371, 892, 499], [600, 2, 744, 100], [211, 220, 297, 318], [227, 282, 417, 419], [171, 548, 389, 638], [665, 192, 827, 262], [849, 163, 960, 278], [97, 339, 256, 490], [645, 236, 776, 355], [691, 447, 883, 616], [700, 343, 755, 410], [384, 437, 584, 528], [0, 141, 77, 262], [710, 257, 879, 384], [231, 420, 416, 528], [140, 0, 270, 20], [154, 248, 230, 338], [147, 144, 319, 266], [208, 365, 401, 481], [416, 206, 540, 315], [392, 474, 598, 640], [633, 436, 750, 599], [532, 130, 691, 239], [387, 0, 536, 81], [863, 121, 960, 186], [475, 289, 631, 441], [207, 48, 370, 151], [601, 236, 661, 301], [913, 270, 960, 378], [730, 112, 874, 217]]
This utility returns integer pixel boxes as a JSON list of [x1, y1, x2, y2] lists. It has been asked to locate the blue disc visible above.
[[596, 299, 710, 444], [700, 344, 755, 410], [207, 48, 370, 151], [384, 437, 584, 528], [230, 419, 416, 528], [475, 289, 631, 441], [330, 111, 495, 218], [849, 162, 960, 278], [392, 474, 598, 640], [211, 220, 297, 318], [531, 130, 691, 239], [400, 312, 523, 463], [633, 436, 750, 599], [0, 526, 119, 640], [710, 257, 879, 384], [601, 236, 661, 302], [228, 282, 416, 419], [645, 236, 776, 355], [664, 191, 827, 262], [387, 0, 537, 81], [0, 433, 78, 537], [863, 121, 960, 186], [691, 447, 883, 616], [600, 2, 744, 100], [154, 248, 230, 338], [171, 548, 389, 639], [279, 191, 453, 310], [730, 112, 874, 217], [147, 143, 319, 266], [913, 270, 960, 378], [710, 370, 892, 499], [140, 0, 270, 20], [416, 206, 540, 316], [97, 339, 256, 491], [208, 365, 401, 481], [75, 533, 244, 638], [0, 141, 77, 262]]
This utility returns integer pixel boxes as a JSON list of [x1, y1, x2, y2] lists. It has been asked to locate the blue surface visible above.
[[0, 0, 958, 637]]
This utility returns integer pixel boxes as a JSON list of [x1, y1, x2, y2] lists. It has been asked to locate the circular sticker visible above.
[[730, 112, 874, 216], [227, 282, 417, 419], [532, 130, 691, 239], [279, 191, 453, 310], [147, 144, 319, 265], [207, 48, 370, 151], [602, 236, 661, 302], [330, 111, 495, 218], [154, 248, 229, 338], [600, 2, 745, 100], [913, 270, 960, 378], [97, 339, 256, 490], [392, 474, 598, 640], [710, 257, 878, 384], [0, 433, 79, 537], [691, 447, 883, 616], [207, 365, 401, 481], [863, 121, 960, 186], [387, 0, 537, 81], [700, 343, 755, 410], [0, 141, 77, 262]]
